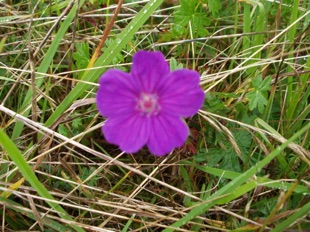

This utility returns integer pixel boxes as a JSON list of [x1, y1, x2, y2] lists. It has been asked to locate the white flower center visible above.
[[137, 93, 160, 116]]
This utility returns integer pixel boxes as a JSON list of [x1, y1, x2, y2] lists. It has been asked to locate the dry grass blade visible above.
[[25, 190, 43, 230]]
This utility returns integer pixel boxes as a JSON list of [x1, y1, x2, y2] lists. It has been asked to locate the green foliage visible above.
[[169, 57, 183, 70], [246, 76, 272, 114], [57, 124, 70, 137], [207, 0, 222, 17], [57, 113, 84, 137], [73, 42, 90, 76], [174, 0, 210, 37], [204, 92, 231, 115], [80, 167, 100, 187], [101, 38, 131, 71], [195, 129, 252, 172], [72, 116, 83, 129]]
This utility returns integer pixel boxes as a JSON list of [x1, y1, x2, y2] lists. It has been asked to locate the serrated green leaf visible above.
[[247, 90, 269, 114], [246, 75, 271, 113], [259, 76, 272, 91], [175, 0, 197, 21], [252, 75, 271, 92], [192, 13, 210, 36], [207, 0, 222, 16], [57, 124, 69, 137], [73, 42, 90, 70], [252, 75, 263, 89], [246, 91, 256, 110], [174, 0, 210, 36], [203, 130, 251, 172], [72, 118, 83, 129], [170, 57, 183, 70]]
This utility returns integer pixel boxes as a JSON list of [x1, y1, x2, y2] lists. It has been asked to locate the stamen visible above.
[[137, 93, 160, 116]]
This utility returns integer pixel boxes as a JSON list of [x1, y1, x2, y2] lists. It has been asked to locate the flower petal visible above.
[[96, 69, 139, 117], [131, 51, 170, 93], [103, 112, 151, 153], [158, 69, 204, 117], [147, 114, 189, 156]]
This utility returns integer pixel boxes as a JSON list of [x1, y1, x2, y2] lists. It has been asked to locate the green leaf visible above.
[[73, 42, 90, 71], [102, 38, 128, 66], [205, 130, 251, 172], [170, 57, 183, 70], [72, 117, 83, 130], [57, 124, 69, 137], [192, 13, 210, 37], [207, 0, 222, 16], [259, 76, 272, 91], [174, 0, 197, 26], [174, 0, 210, 36], [246, 76, 272, 113], [204, 92, 230, 115]]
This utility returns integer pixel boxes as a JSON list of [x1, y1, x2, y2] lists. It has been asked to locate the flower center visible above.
[[137, 93, 160, 116]]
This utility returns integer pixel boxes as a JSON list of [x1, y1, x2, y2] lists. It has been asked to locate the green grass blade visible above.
[[163, 122, 310, 231], [121, 214, 136, 232], [215, 180, 258, 204], [286, 56, 310, 129], [0, 129, 85, 232], [270, 201, 310, 232], [242, 2, 251, 51], [44, 0, 164, 128], [182, 163, 309, 195], [12, 0, 85, 139], [252, 1, 266, 60], [285, 0, 301, 125]]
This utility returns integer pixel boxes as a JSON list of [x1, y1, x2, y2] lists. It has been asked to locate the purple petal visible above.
[[96, 69, 139, 117], [103, 112, 151, 153], [147, 114, 189, 156], [158, 69, 204, 117], [131, 51, 170, 93]]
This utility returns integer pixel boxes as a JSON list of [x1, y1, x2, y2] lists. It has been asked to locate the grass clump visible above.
[[0, 0, 309, 231]]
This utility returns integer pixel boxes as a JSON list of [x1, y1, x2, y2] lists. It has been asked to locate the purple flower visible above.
[[96, 51, 204, 156]]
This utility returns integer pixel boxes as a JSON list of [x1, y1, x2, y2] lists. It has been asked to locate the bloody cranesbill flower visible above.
[[96, 50, 204, 156]]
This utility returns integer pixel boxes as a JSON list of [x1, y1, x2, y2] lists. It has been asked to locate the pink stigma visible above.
[[137, 93, 160, 116]]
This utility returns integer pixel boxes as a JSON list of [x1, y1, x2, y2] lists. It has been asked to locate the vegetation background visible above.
[[0, 0, 309, 231]]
